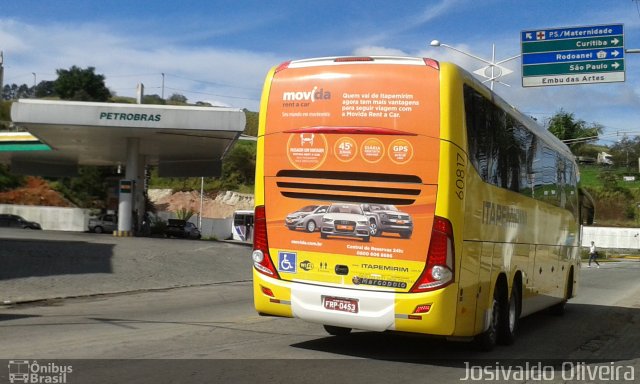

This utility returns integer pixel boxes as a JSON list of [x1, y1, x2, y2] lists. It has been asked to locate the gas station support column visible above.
[[116, 137, 140, 237]]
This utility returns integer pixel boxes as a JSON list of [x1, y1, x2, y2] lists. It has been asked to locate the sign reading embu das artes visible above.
[[521, 24, 625, 87]]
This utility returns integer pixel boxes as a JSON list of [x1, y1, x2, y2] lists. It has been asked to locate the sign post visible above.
[[521, 24, 624, 87]]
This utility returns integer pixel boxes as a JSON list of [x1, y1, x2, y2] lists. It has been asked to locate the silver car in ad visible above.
[[285, 205, 328, 232], [320, 203, 370, 242]]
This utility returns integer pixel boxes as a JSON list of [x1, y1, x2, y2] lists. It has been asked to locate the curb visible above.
[[0, 279, 252, 307]]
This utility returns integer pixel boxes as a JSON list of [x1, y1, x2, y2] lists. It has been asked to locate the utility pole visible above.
[[161, 73, 165, 100], [0, 51, 4, 95]]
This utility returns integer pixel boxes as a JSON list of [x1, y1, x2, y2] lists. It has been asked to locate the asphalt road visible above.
[[0, 232, 639, 383]]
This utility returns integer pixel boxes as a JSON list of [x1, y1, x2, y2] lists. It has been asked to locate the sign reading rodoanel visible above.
[[521, 24, 625, 87]]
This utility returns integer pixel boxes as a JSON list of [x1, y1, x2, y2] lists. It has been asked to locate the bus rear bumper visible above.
[[254, 270, 458, 335]]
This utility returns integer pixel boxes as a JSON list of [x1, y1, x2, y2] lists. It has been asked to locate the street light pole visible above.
[[430, 40, 520, 90], [161, 73, 165, 100]]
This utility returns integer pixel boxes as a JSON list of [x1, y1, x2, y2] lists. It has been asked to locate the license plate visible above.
[[323, 296, 359, 313], [336, 224, 354, 231], [396, 220, 406, 224]]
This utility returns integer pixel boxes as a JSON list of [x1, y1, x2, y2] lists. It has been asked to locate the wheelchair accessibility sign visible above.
[[278, 251, 297, 273]]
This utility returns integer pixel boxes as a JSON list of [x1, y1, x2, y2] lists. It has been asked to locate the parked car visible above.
[[285, 205, 328, 232], [88, 214, 117, 234], [165, 219, 201, 239], [0, 214, 42, 229], [360, 203, 413, 238], [320, 204, 370, 242]]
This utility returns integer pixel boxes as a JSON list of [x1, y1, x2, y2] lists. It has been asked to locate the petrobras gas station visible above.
[[2, 98, 246, 236]]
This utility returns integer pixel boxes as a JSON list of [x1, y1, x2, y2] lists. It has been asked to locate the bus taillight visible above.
[[252, 205, 280, 279], [410, 216, 454, 292]]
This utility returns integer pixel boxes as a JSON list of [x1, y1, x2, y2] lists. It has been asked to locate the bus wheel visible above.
[[323, 325, 352, 337], [499, 283, 520, 345], [475, 286, 501, 351], [550, 270, 573, 316]]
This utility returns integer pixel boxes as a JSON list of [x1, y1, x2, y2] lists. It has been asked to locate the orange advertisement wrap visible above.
[[262, 62, 441, 286]]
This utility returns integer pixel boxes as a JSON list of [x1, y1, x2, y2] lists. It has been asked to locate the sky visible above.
[[1, 0, 639, 145]]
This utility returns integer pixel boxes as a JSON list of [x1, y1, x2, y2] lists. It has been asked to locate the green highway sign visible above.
[[522, 36, 623, 54], [522, 60, 624, 76], [521, 24, 625, 87]]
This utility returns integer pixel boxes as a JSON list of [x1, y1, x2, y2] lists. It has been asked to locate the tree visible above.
[[609, 136, 640, 169], [222, 141, 256, 186], [546, 109, 603, 154], [2, 83, 32, 100], [0, 164, 25, 191], [167, 93, 188, 104], [243, 109, 258, 137], [35, 80, 56, 98], [54, 66, 111, 101], [142, 94, 165, 105], [0, 100, 11, 129]]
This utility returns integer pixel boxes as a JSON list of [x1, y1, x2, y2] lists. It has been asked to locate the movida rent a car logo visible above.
[[282, 86, 331, 105]]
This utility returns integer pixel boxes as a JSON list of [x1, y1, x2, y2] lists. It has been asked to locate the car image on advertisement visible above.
[[361, 203, 413, 238], [320, 203, 370, 242], [285, 205, 328, 233]]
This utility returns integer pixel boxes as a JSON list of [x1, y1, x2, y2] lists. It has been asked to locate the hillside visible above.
[[578, 164, 640, 227], [149, 189, 254, 219]]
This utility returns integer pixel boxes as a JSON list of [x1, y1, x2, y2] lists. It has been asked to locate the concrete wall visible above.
[[154, 210, 234, 241], [0, 204, 89, 231], [0, 205, 237, 239], [201, 218, 235, 240], [581, 226, 640, 250]]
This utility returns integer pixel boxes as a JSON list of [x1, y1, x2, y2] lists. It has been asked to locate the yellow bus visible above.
[[252, 56, 592, 350]]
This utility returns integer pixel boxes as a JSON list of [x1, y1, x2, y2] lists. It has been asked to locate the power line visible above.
[[163, 72, 258, 91], [164, 86, 257, 101]]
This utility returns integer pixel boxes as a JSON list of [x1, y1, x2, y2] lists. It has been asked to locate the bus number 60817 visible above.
[[455, 152, 465, 200]]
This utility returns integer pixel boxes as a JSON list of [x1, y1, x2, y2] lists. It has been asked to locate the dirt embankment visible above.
[[0, 177, 74, 207]]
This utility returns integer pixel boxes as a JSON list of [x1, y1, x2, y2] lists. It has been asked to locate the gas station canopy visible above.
[[4, 99, 246, 177]]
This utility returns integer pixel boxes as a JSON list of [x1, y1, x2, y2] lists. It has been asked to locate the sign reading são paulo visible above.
[[521, 24, 624, 87]]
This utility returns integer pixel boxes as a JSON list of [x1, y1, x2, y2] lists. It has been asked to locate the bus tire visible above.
[[550, 269, 573, 316], [323, 325, 351, 337], [474, 285, 502, 351], [498, 282, 520, 345]]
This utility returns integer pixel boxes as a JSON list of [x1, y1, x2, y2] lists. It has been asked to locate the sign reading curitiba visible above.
[[521, 24, 625, 87]]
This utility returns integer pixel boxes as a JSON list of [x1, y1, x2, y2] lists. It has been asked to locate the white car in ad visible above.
[[320, 203, 371, 242]]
